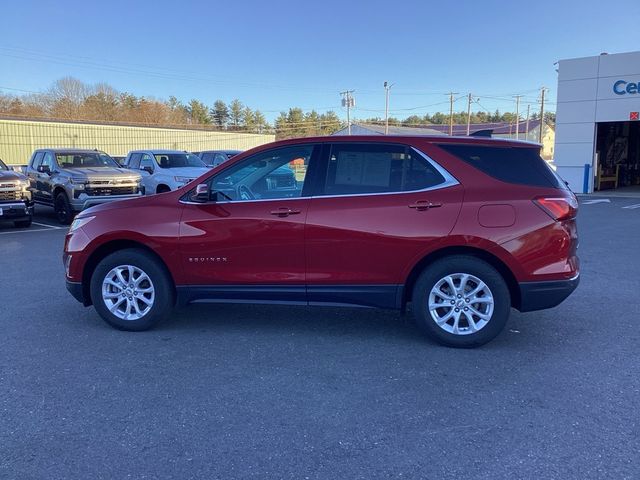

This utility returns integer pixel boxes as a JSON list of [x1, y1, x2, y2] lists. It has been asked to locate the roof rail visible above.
[[470, 129, 493, 138]]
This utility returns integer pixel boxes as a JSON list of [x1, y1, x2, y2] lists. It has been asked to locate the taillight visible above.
[[533, 195, 578, 221]]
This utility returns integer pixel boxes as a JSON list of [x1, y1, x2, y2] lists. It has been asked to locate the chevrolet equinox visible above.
[[64, 136, 579, 347]]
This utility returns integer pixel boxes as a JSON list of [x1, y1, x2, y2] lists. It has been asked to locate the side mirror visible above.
[[142, 166, 153, 174], [37, 165, 51, 174], [191, 184, 210, 203]]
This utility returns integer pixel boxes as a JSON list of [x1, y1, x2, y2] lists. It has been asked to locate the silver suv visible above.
[[25, 149, 142, 224]]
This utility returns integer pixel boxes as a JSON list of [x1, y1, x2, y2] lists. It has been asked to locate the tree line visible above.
[[0, 77, 553, 140], [364, 110, 555, 127]]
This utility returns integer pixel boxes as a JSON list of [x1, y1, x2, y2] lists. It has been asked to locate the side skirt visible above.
[[176, 285, 403, 310]]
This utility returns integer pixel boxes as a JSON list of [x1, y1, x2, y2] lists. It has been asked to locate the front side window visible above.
[[154, 153, 205, 169], [321, 143, 446, 196], [140, 154, 155, 172], [42, 152, 55, 170], [31, 152, 44, 169], [209, 145, 315, 201], [57, 152, 119, 169], [128, 153, 142, 169]]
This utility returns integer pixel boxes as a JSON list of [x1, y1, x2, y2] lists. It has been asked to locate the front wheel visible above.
[[54, 192, 74, 225], [412, 256, 511, 348], [90, 249, 174, 331]]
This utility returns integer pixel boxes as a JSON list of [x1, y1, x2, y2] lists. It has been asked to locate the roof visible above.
[[332, 121, 545, 137], [128, 149, 189, 154], [35, 148, 105, 153], [333, 123, 445, 136], [399, 119, 544, 136]]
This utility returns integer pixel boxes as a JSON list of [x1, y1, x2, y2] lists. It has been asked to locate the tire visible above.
[[156, 185, 171, 194], [54, 192, 74, 225], [14, 218, 32, 228], [412, 255, 511, 348], [90, 248, 174, 331]]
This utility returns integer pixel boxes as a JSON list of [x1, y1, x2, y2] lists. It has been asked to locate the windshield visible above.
[[0, 159, 8, 170], [57, 152, 120, 169], [154, 153, 205, 169]]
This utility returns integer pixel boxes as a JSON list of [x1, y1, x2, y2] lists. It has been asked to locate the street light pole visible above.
[[384, 81, 393, 135]]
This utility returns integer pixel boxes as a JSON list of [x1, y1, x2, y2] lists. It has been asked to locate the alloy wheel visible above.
[[101, 265, 155, 321], [428, 273, 494, 335]]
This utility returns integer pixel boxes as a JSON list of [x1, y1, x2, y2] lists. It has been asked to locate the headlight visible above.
[[69, 215, 95, 233], [175, 176, 195, 184], [70, 178, 87, 190], [19, 179, 30, 190]]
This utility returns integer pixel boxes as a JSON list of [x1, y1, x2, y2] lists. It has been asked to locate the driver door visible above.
[[178, 144, 320, 302]]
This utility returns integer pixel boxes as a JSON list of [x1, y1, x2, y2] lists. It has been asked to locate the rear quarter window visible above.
[[438, 144, 565, 189]]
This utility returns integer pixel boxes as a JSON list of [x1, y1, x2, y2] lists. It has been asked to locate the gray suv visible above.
[[26, 149, 142, 224]]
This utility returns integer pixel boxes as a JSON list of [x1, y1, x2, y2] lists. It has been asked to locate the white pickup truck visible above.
[[123, 150, 210, 195]]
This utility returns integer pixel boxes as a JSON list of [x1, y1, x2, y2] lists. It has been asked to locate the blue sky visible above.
[[1, 0, 639, 121]]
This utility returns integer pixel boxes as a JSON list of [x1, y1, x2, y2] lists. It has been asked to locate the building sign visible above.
[[613, 80, 639, 95], [631, 112, 639, 120]]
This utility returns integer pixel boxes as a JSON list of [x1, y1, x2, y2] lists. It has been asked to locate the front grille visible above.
[[0, 183, 16, 189], [85, 186, 138, 196], [0, 190, 22, 201]]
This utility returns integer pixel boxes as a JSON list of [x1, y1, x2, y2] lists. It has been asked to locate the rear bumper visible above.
[[66, 280, 90, 306], [518, 274, 580, 312]]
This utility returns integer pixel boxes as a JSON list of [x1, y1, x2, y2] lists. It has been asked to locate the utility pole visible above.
[[340, 90, 355, 135], [538, 87, 546, 143], [448, 92, 459, 136], [525, 104, 531, 138], [466, 93, 473, 136], [513, 95, 522, 140], [384, 81, 393, 135]]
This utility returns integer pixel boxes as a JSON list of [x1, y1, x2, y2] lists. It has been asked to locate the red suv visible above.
[[64, 136, 579, 347]]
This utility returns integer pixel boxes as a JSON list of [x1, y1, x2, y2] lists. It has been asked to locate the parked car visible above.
[[25, 149, 142, 224], [111, 156, 126, 166], [197, 149, 242, 167], [123, 150, 209, 195], [64, 136, 579, 347], [0, 158, 33, 228]]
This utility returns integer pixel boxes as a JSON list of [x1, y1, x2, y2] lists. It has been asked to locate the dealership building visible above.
[[555, 51, 640, 193]]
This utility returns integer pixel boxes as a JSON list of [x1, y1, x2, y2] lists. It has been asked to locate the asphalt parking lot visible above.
[[1, 199, 639, 479]]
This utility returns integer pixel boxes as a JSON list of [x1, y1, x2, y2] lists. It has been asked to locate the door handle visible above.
[[270, 207, 301, 217], [408, 201, 443, 211]]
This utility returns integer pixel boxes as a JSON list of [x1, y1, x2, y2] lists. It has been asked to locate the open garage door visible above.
[[595, 121, 640, 192]]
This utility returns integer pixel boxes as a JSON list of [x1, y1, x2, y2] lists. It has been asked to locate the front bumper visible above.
[[518, 274, 580, 312], [70, 192, 143, 211], [0, 202, 33, 220], [66, 280, 90, 306]]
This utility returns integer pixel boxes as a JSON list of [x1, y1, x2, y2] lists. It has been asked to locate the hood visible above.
[[162, 166, 210, 179], [0, 169, 27, 182], [64, 167, 141, 180]]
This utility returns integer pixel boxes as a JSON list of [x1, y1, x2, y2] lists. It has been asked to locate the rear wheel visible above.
[[412, 256, 511, 347], [54, 192, 74, 225], [156, 185, 171, 194], [90, 249, 174, 331]]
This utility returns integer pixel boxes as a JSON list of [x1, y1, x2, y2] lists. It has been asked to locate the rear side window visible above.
[[321, 143, 446, 196], [439, 144, 565, 189]]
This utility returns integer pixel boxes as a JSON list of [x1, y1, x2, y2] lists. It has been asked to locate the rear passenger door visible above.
[[305, 142, 464, 308]]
